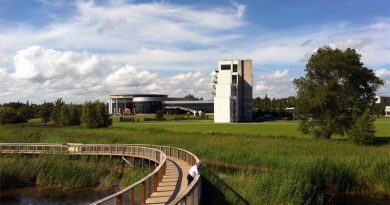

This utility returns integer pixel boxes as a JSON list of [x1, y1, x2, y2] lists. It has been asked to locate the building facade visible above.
[[385, 106, 390, 117], [108, 94, 168, 114], [108, 94, 213, 115], [213, 59, 253, 123]]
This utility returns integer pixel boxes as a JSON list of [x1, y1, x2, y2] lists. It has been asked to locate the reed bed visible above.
[[0, 155, 151, 190], [0, 120, 389, 204]]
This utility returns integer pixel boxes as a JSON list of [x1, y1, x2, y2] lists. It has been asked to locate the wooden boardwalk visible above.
[[146, 156, 191, 205], [0, 143, 201, 205]]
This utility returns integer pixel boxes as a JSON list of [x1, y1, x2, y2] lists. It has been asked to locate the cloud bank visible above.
[[0, 1, 389, 103]]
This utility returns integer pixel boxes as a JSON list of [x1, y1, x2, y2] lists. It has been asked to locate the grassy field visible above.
[[112, 117, 390, 138], [1, 118, 389, 204]]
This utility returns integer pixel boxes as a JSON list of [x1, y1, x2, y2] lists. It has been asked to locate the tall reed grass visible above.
[[0, 121, 389, 204], [0, 155, 151, 190]]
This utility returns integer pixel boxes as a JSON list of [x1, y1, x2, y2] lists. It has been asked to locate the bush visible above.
[[156, 110, 164, 121], [348, 109, 376, 145], [0, 107, 27, 124], [82, 101, 112, 128], [59, 104, 81, 126], [119, 116, 136, 122], [52, 98, 65, 125]]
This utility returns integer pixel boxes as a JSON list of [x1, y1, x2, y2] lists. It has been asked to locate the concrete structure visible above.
[[375, 96, 390, 104], [108, 94, 213, 115], [213, 59, 253, 123], [385, 106, 390, 117], [109, 94, 167, 114]]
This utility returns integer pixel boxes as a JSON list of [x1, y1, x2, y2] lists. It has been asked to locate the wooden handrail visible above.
[[0, 143, 202, 205], [128, 144, 202, 205]]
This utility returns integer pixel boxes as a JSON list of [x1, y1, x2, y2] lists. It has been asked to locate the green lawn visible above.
[[1, 118, 389, 204], [113, 118, 389, 138]]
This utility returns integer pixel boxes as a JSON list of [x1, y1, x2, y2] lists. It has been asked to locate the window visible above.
[[233, 64, 237, 72], [232, 75, 237, 84], [221, 64, 231, 70]]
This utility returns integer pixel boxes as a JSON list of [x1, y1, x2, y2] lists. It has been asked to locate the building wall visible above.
[[214, 97, 231, 122], [214, 61, 235, 122], [214, 59, 253, 123], [385, 106, 390, 117], [108, 94, 213, 114], [163, 101, 214, 113], [241, 60, 253, 121]]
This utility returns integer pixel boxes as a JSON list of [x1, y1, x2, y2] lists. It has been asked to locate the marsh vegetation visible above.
[[0, 118, 389, 204]]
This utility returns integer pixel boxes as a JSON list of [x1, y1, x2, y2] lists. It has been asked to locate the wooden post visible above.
[[154, 173, 158, 191], [149, 178, 152, 197], [145, 179, 149, 198], [115, 195, 122, 205], [141, 181, 146, 205], [130, 188, 134, 205]]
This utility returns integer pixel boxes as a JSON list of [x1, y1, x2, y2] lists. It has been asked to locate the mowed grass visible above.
[[0, 118, 389, 204], [113, 117, 390, 138]]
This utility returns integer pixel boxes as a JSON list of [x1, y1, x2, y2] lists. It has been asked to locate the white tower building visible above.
[[213, 59, 253, 123]]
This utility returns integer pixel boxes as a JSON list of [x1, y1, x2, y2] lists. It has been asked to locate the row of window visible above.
[[221, 64, 238, 72]]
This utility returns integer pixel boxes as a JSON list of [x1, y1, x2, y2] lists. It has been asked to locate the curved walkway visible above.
[[0, 143, 200, 205], [146, 157, 191, 204]]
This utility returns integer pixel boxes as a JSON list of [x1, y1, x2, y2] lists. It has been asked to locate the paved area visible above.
[[146, 157, 191, 205]]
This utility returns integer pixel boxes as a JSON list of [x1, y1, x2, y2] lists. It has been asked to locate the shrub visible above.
[[52, 98, 65, 125], [0, 107, 27, 124], [119, 116, 136, 122], [348, 109, 376, 145], [38, 103, 53, 125], [82, 101, 112, 128], [156, 110, 164, 121]]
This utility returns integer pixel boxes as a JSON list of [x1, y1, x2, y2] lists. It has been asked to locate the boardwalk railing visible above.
[[134, 145, 201, 205], [0, 143, 201, 205], [0, 143, 167, 205]]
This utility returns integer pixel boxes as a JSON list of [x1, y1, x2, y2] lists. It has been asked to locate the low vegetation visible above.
[[0, 154, 152, 190], [0, 99, 111, 128], [0, 119, 389, 204]]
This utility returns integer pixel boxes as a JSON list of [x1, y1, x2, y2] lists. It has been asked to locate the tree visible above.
[[184, 94, 199, 100], [38, 103, 53, 125], [0, 107, 19, 124], [59, 105, 71, 126], [293, 46, 384, 139], [95, 101, 111, 127], [82, 102, 97, 128], [82, 101, 111, 128], [69, 104, 82, 125], [52, 98, 65, 125]]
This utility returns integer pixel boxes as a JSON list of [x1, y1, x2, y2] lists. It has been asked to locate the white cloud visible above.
[[376, 68, 390, 79], [1, 1, 390, 102], [10, 46, 106, 82], [105, 65, 158, 87], [0, 46, 213, 103], [330, 37, 372, 50], [254, 69, 294, 98], [233, 2, 246, 18], [0, 1, 244, 53], [375, 68, 390, 96], [272, 69, 289, 79]]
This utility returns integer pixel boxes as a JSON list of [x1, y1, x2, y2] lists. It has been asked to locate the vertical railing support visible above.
[[141, 181, 146, 205], [154, 173, 158, 191], [115, 195, 122, 205], [130, 188, 134, 205]]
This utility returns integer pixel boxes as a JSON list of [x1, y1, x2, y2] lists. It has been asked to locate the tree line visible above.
[[253, 95, 296, 117], [0, 98, 111, 128]]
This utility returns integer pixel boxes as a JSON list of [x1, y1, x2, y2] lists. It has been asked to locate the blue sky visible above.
[[0, 0, 389, 103]]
